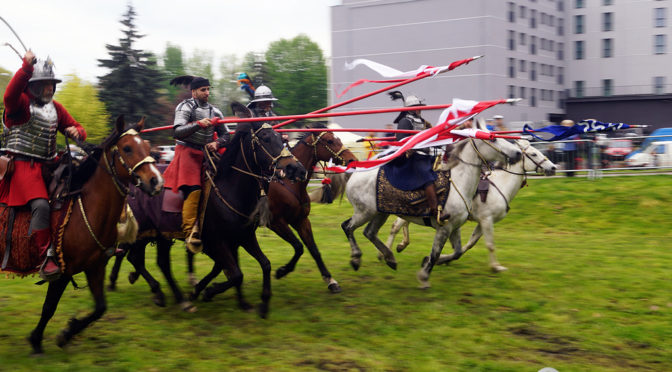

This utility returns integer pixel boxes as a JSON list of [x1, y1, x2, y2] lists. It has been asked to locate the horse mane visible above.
[[295, 123, 328, 144], [443, 139, 470, 169], [216, 121, 256, 176]]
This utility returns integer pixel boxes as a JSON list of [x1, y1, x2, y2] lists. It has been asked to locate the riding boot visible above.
[[182, 190, 202, 254], [424, 183, 444, 225], [33, 228, 61, 281]]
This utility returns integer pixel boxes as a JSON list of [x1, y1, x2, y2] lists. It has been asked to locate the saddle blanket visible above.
[[376, 168, 450, 217]]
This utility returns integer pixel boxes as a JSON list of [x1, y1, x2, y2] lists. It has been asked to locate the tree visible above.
[[54, 74, 110, 144], [264, 35, 327, 118], [97, 5, 164, 130], [162, 43, 186, 102]]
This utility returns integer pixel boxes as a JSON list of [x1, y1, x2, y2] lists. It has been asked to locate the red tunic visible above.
[[0, 58, 87, 206], [162, 144, 204, 192]]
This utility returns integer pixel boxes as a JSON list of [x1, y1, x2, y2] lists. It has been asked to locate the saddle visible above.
[[375, 168, 451, 217]]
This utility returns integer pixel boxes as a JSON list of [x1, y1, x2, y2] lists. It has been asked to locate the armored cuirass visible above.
[[406, 114, 427, 131], [176, 99, 221, 146], [1, 101, 58, 159]]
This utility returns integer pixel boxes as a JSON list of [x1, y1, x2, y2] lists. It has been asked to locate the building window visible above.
[[654, 8, 666, 28], [531, 36, 537, 54], [603, 12, 613, 31], [576, 0, 585, 9], [575, 40, 585, 59], [508, 2, 516, 22], [519, 59, 527, 72], [519, 5, 527, 18], [519, 32, 527, 45], [530, 9, 537, 28], [558, 42, 565, 60], [575, 15, 585, 34], [603, 79, 613, 96], [558, 67, 564, 85], [653, 76, 666, 94], [508, 58, 516, 78], [558, 0, 565, 11], [603, 0, 613, 5], [602, 38, 613, 58], [530, 88, 537, 107], [654, 34, 666, 54], [550, 15, 555, 27], [509, 30, 516, 50], [558, 17, 564, 36], [530, 62, 537, 81], [519, 86, 526, 99], [574, 81, 585, 97], [509, 85, 516, 99]]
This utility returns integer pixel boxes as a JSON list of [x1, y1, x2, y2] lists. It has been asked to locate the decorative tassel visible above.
[[320, 177, 333, 204]]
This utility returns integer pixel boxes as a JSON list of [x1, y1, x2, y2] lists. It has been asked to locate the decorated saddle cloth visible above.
[[376, 168, 450, 217], [0, 202, 71, 277]]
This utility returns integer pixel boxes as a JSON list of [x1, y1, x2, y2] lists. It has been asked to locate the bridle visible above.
[[102, 128, 156, 196], [232, 123, 295, 182], [498, 143, 551, 177], [300, 131, 347, 165]]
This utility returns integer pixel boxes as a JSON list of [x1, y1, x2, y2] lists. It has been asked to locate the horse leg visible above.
[[362, 214, 396, 270], [190, 261, 222, 302], [437, 224, 482, 265], [200, 242, 250, 310], [107, 248, 127, 291], [269, 219, 303, 280], [126, 239, 166, 307], [294, 217, 341, 293], [27, 275, 70, 354], [155, 237, 196, 312], [341, 210, 375, 271], [417, 226, 452, 288], [385, 217, 410, 256], [186, 249, 197, 286], [478, 218, 507, 272], [240, 236, 272, 319], [56, 264, 107, 348]]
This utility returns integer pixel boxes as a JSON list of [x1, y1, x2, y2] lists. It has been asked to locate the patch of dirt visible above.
[[295, 359, 368, 372]]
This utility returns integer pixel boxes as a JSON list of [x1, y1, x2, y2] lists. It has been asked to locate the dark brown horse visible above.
[[0, 117, 163, 354], [268, 127, 357, 293]]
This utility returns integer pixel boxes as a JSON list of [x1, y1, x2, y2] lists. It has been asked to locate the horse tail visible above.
[[251, 193, 272, 227], [309, 172, 351, 204]]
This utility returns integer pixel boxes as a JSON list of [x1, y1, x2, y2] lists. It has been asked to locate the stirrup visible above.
[[436, 206, 446, 226], [186, 227, 202, 254], [39, 255, 62, 282]]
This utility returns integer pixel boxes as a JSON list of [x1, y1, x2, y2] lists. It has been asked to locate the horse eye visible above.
[[123, 145, 132, 153], [327, 140, 334, 144]]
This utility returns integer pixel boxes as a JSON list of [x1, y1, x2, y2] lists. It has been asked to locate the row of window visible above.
[[508, 58, 565, 84], [573, 77, 667, 97], [576, 0, 613, 8], [507, 85, 565, 108], [508, 2, 565, 35], [574, 9, 666, 34], [574, 35, 667, 59], [508, 30, 565, 59]]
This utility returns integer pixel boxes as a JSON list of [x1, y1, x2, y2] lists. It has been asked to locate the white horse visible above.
[[385, 139, 557, 272], [342, 123, 522, 288]]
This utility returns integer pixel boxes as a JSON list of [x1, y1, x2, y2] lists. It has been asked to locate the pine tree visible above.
[[97, 5, 164, 131]]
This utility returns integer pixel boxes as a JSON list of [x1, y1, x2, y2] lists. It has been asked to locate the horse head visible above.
[[301, 125, 358, 166], [104, 116, 164, 196], [468, 118, 522, 165], [515, 139, 557, 176], [241, 121, 307, 182]]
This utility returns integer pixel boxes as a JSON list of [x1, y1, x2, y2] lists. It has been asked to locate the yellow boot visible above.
[[182, 189, 202, 253]]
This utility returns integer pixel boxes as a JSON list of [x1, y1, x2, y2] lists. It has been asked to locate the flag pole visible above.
[[271, 56, 483, 129]]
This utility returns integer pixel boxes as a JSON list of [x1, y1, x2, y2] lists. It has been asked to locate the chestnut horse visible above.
[[7, 117, 163, 354]]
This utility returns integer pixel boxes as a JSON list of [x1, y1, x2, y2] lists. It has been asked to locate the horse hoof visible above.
[[416, 269, 430, 289], [350, 259, 360, 271], [27, 334, 43, 355], [56, 332, 68, 348], [239, 301, 254, 312], [257, 303, 269, 319], [492, 265, 508, 273], [180, 301, 198, 313], [417, 280, 431, 289], [107, 283, 117, 291], [128, 272, 139, 284], [202, 288, 214, 302], [275, 266, 290, 279], [386, 261, 397, 270], [328, 282, 342, 293], [188, 291, 199, 302], [152, 293, 166, 307], [396, 244, 407, 253]]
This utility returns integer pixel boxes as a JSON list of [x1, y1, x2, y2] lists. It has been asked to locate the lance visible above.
[[140, 103, 458, 134], [271, 55, 484, 129]]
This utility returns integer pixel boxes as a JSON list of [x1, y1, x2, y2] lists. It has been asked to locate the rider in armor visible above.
[[246, 85, 278, 119], [162, 76, 229, 253], [0, 51, 87, 281], [388, 91, 443, 224]]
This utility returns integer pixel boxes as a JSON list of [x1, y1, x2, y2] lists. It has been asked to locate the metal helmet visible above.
[[29, 58, 62, 84], [249, 85, 278, 104], [404, 95, 424, 107]]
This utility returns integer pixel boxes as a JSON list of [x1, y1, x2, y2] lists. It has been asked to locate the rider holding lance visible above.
[[162, 76, 229, 253], [0, 50, 87, 281]]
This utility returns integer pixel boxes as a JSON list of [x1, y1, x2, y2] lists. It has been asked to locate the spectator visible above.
[[560, 119, 579, 177], [493, 115, 507, 131]]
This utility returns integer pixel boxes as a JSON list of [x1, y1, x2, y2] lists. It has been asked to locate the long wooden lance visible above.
[[140, 103, 457, 134], [271, 55, 483, 129]]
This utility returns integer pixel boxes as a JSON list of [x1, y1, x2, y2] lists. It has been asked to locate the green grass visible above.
[[1, 176, 671, 371]]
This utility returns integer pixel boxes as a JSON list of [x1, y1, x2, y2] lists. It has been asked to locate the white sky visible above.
[[0, 0, 341, 82]]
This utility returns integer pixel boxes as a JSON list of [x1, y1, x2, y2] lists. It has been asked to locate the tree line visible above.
[[0, 4, 327, 145]]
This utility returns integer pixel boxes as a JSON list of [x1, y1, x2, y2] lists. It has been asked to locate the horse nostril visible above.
[[150, 176, 158, 188]]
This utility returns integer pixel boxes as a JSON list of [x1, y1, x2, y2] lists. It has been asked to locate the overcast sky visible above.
[[0, 0, 341, 82]]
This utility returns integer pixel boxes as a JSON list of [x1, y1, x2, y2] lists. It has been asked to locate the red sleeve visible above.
[[53, 101, 88, 141], [2, 59, 33, 127]]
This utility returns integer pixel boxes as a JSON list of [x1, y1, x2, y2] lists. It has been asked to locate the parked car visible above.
[[157, 145, 175, 163], [603, 139, 633, 162], [625, 141, 672, 167]]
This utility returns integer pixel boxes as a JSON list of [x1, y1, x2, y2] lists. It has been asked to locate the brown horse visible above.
[[269, 126, 357, 292], [1, 117, 163, 354]]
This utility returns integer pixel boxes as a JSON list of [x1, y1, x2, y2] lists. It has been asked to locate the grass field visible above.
[[1, 175, 671, 371]]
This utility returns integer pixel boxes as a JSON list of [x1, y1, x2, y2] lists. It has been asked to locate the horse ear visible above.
[[115, 116, 126, 133], [476, 117, 487, 130], [230, 101, 252, 118], [137, 117, 146, 131]]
